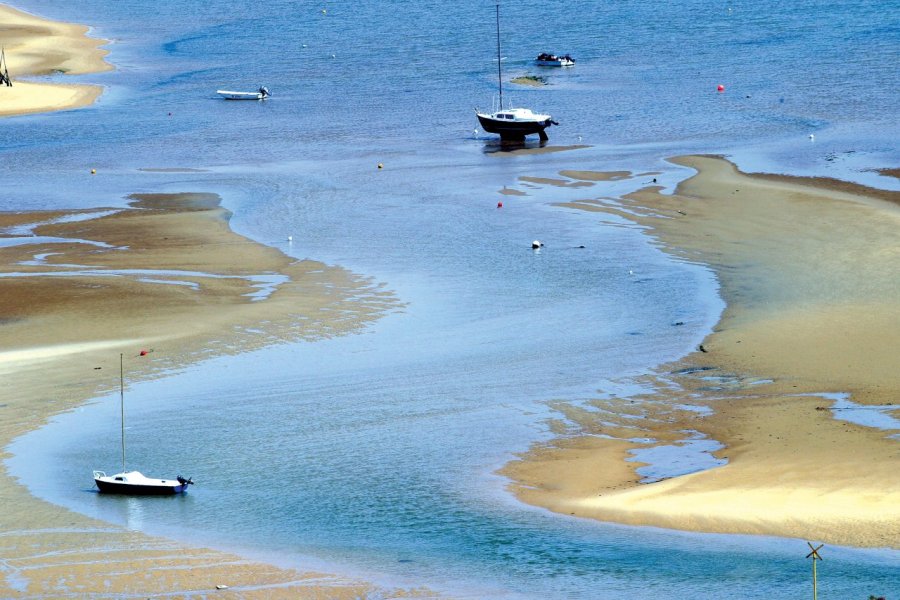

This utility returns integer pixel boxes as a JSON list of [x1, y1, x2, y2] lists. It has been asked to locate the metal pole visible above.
[[812, 557, 817, 600], [120, 353, 126, 474], [495, 3, 503, 110]]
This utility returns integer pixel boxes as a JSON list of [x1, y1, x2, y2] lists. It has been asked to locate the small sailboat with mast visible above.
[[475, 2, 557, 142], [93, 353, 193, 495], [0, 47, 12, 87]]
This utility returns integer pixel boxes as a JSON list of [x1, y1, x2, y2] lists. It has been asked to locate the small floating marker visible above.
[[90, 168, 96, 174], [532, 240, 543, 249], [377, 163, 383, 169], [331, 54, 336, 59], [628, 269, 634, 275], [287, 235, 293, 242], [168, 112, 172, 116], [321, 8, 326, 14], [808, 134, 815, 140], [717, 84, 725, 92], [139, 349, 148, 356], [497, 201, 503, 208]]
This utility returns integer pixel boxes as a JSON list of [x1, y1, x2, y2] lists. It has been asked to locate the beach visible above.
[[503, 155, 900, 549], [0, 5, 111, 117], [2, 1, 899, 598]]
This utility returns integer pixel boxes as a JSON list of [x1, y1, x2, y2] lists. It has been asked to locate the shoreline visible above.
[[0, 4, 112, 117], [502, 155, 900, 549], [0, 194, 421, 598], [2, 163, 896, 596], [3, 0, 897, 596]]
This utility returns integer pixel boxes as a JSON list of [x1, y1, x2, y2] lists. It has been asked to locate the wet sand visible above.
[[502, 155, 900, 549], [0, 4, 111, 117], [0, 194, 428, 598]]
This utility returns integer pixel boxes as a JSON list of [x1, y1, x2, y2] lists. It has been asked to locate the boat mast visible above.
[[495, 2, 503, 111], [120, 353, 126, 474]]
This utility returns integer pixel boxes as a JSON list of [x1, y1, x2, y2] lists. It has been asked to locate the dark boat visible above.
[[92, 354, 193, 495], [477, 107, 556, 141], [475, 3, 557, 142], [535, 52, 575, 67]]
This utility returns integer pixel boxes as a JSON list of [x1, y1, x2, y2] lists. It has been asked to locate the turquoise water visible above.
[[4, 0, 900, 597]]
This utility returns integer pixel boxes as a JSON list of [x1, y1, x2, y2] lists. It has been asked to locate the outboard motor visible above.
[[259, 86, 270, 98], [177, 475, 194, 486]]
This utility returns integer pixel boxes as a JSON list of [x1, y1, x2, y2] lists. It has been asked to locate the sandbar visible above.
[[0, 4, 111, 117], [502, 156, 900, 549], [0, 193, 428, 598]]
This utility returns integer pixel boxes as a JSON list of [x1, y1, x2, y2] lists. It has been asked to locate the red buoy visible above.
[[497, 201, 503, 208], [139, 349, 148, 356], [717, 84, 725, 92]]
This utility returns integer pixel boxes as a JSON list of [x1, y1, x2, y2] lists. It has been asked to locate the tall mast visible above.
[[120, 353, 126, 474], [495, 2, 503, 110]]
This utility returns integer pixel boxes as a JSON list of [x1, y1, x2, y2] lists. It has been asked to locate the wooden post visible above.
[[806, 542, 824, 600]]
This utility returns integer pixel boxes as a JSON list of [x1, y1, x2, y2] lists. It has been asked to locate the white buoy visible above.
[[287, 235, 293, 242], [628, 269, 634, 275], [809, 134, 815, 140], [532, 240, 543, 249]]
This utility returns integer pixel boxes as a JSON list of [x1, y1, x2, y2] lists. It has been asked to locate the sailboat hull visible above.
[[93, 471, 190, 495], [94, 480, 188, 494], [477, 114, 553, 141]]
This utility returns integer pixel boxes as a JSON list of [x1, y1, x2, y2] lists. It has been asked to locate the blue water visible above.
[[4, 0, 900, 598]]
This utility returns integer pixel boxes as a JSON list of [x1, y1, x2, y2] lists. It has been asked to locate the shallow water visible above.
[[4, 0, 900, 597]]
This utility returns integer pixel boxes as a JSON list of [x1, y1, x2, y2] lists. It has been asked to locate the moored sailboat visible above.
[[0, 47, 12, 87], [92, 354, 193, 495], [475, 3, 557, 142]]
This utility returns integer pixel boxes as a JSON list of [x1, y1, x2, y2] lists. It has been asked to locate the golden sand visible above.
[[0, 194, 431, 598], [502, 156, 900, 548], [0, 4, 111, 117]]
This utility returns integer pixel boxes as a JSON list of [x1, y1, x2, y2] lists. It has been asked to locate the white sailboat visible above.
[[92, 354, 193, 495], [475, 3, 557, 142]]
